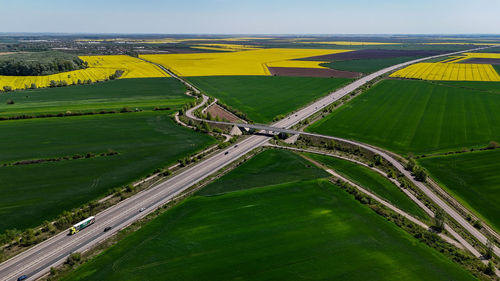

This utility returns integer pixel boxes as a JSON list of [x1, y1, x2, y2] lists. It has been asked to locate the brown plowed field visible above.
[[206, 104, 243, 122], [268, 67, 361, 78], [302, 49, 447, 61], [461, 58, 500, 65]]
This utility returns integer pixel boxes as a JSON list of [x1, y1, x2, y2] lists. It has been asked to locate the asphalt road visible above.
[[0, 45, 495, 281]]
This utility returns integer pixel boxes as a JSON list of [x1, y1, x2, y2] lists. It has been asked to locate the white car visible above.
[[139, 207, 146, 212]]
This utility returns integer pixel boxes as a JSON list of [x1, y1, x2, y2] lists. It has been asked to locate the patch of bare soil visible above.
[[206, 104, 242, 122]]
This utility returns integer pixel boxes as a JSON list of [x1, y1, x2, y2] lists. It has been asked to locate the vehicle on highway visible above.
[[234, 145, 238, 148], [69, 216, 95, 235], [224, 151, 229, 155], [104, 226, 112, 232], [139, 207, 146, 212], [17, 275, 28, 281]]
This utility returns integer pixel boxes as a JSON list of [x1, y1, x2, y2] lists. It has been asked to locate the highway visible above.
[[0, 45, 495, 281]]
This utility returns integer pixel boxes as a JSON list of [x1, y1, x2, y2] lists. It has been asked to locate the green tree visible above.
[[485, 238, 494, 259], [327, 140, 336, 150], [433, 208, 445, 232], [406, 158, 416, 171], [414, 167, 427, 182]]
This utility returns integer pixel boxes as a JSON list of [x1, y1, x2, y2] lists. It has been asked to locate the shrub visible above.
[[484, 261, 496, 275], [473, 220, 482, 229], [6, 99, 14, 105], [65, 252, 81, 266], [487, 141, 499, 149]]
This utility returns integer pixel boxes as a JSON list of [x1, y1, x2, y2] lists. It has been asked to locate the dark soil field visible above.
[[461, 58, 500, 64], [268, 66, 361, 78]]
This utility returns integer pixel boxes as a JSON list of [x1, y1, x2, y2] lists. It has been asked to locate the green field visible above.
[[197, 149, 329, 196], [419, 149, 500, 232], [305, 153, 429, 221], [321, 57, 418, 74], [63, 149, 474, 281], [494, 65, 500, 76], [0, 111, 215, 232], [438, 80, 500, 94], [187, 76, 351, 123], [0, 78, 190, 117], [307, 79, 500, 155]]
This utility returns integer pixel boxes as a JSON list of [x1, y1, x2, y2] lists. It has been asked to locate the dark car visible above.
[[17, 275, 28, 281], [224, 151, 229, 155], [104, 226, 112, 232]]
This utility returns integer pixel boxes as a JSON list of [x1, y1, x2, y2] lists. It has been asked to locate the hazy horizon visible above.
[[1, 0, 500, 34]]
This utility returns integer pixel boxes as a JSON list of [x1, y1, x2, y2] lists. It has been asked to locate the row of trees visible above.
[[0, 58, 87, 76]]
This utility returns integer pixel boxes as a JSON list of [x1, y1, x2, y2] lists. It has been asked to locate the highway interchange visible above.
[[0, 45, 497, 280]]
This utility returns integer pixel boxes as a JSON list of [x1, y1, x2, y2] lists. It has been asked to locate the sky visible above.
[[1, 0, 500, 34]]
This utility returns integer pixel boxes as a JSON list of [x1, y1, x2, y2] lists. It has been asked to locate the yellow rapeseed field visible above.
[[0, 55, 168, 91], [140, 48, 351, 76], [390, 63, 500, 81], [80, 55, 168, 79], [390, 51, 500, 81], [461, 52, 500, 59]]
